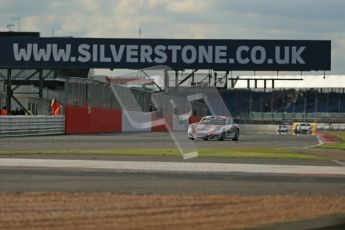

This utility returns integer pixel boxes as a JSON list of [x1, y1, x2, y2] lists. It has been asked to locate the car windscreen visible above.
[[200, 117, 226, 125], [300, 124, 310, 126]]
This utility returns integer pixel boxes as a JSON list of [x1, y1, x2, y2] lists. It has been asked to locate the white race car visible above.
[[276, 124, 289, 135], [294, 122, 312, 134], [187, 115, 239, 141]]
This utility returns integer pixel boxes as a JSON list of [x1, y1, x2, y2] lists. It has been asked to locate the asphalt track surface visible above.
[[0, 167, 344, 195], [0, 133, 344, 195], [0, 132, 318, 150]]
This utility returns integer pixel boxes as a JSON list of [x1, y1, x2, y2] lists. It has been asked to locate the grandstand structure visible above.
[[220, 88, 345, 123], [160, 70, 345, 123]]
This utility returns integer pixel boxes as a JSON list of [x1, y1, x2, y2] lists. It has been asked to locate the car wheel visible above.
[[218, 131, 226, 141], [189, 137, 195, 140], [232, 129, 239, 141]]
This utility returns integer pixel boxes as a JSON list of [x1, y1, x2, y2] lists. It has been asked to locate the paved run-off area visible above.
[[0, 132, 318, 150]]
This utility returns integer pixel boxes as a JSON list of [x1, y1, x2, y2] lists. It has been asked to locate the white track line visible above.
[[309, 134, 323, 148], [332, 160, 345, 167], [0, 158, 345, 176]]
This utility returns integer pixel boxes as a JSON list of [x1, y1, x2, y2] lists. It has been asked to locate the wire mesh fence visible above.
[[64, 77, 209, 115], [65, 78, 154, 112]]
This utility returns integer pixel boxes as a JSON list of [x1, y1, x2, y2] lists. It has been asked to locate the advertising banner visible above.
[[0, 37, 331, 71]]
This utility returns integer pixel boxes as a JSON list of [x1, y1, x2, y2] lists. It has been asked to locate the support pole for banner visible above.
[[208, 70, 211, 86], [213, 72, 217, 87], [323, 70, 326, 79], [11, 95, 28, 114], [224, 71, 228, 89], [230, 73, 239, 88], [191, 71, 195, 86], [39, 69, 43, 98], [164, 69, 169, 91], [6, 68, 12, 112]]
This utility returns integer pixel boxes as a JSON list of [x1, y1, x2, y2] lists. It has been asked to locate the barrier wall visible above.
[[1, 110, 327, 137], [151, 112, 172, 132], [123, 112, 190, 132], [240, 124, 278, 134], [0, 115, 64, 137], [172, 115, 189, 131], [65, 106, 121, 134], [317, 123, 345, 131], [65, 107, 181, 134], [122, 111, 151, 132], [189, 115, 203, 124]]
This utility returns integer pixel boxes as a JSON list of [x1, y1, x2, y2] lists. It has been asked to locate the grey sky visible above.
[[0, 0, 344, 74]]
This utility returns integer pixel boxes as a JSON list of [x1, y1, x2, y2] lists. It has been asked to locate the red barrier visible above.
[[151, 112, 172, 132], [65, 106, 122, 134], [189, 115, 203, 124]]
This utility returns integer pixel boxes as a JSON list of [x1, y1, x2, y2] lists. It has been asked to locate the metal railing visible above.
[[238, 112, 345, 124], [0, 116, 64, 137]]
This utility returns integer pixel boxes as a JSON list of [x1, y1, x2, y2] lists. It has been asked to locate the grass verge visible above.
[[0, 147, 325, 160]]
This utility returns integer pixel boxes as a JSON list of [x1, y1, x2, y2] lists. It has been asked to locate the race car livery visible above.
[[187, 116, 240, 141]]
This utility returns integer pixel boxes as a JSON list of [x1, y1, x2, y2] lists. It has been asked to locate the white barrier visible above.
[[317, 123, 345, 131], [240, 124, 278, 134], [0, 116, 65, 137]]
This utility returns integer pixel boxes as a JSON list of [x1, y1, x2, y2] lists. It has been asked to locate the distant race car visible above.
[[276, 124, 289, 135], [294, 122, 312, 134], [187, 115, 240, 141]]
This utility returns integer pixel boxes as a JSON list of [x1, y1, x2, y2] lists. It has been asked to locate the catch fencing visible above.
[[64, 78, 208, 114]]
